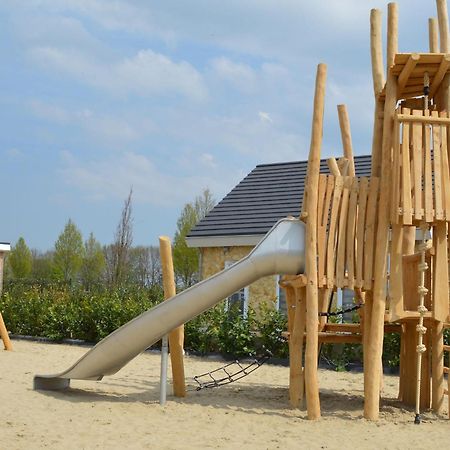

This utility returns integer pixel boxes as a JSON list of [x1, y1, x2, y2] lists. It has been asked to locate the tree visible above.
[[128, 246, 161, 287], [9, 237, 33, 279], [53, 219, 84, 282], [81, 233, 106, 288], [31, 249, 54, 281], [173, 188, 215, 289], [106, 188, 133, 286]]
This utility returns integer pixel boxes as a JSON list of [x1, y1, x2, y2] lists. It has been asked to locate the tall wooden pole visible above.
[[365, 4, 399, 420], [159, 236, 186, 397], [370, 9, 385, 177], [387, 3, 399, 72], [437, 0, 450, 52], [304, 63, 327, 420], [337, 105, 355, 177], [429, 18, 439, 52]]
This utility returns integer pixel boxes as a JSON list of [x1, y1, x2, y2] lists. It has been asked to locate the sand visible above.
[[0, 339, 449, 449]]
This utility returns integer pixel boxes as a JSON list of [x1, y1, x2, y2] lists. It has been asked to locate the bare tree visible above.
[[108, 188, 133, 286]]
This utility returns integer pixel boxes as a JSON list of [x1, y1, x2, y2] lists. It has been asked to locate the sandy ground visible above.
[[0, 339, 449, 449]]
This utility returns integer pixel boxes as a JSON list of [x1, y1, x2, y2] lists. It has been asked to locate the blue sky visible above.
[[0, 0, 436, 250]]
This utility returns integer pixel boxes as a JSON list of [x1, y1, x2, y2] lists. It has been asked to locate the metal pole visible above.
[[160, 334, 169, 405]]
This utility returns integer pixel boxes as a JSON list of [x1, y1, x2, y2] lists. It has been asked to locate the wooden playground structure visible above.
[[281, 0, 450, 422]]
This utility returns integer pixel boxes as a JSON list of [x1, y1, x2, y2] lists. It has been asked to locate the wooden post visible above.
[[0, 251, 12, 351], [429, 18, 439, 52], [159, 236, 186, 397], [431, 321, 444, 413], [437, 0, 450, 112], [387, 3, 399, 73], [337, 105, 355, 177], [304, 63, 327, 420], [370, 9, 385, 96], [437, 0, 450, 52], [370, 9, 385, 177], [364, 72, 398, 420], [289, 287, 306, 407]]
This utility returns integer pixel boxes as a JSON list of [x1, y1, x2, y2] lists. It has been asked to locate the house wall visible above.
[[200, 246, 278, 314]]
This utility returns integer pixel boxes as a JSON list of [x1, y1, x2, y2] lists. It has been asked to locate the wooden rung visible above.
[[444, 367, 449, 374], [444, 345, 450, 352], [323, 323, 361, 333], [398, 53, 421, 93], [397, 114, 450, 124]]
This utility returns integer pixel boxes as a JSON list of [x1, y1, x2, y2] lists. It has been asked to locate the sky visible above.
[[0, 0, 438, 251]]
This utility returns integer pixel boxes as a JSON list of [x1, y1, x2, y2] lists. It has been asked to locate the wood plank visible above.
[[336, 177, 351, 288], [432, 111, 444, 220], [412, 110, 424, 221], [289, 287, 306, 408], [391, 64, 440, 76], [401, 109, 413, 224], [363, 177, 380, 290], [391, 114, 401, 224], [433, 222, 450, 322], [429, 54, 450, 97], [394, 53, 448, 65], [317, 175, 328, 288], [346, 178, 358, 290], [318, 176, 335, 286], [397, 113, 450, 124], [397, 53, 420, 94], [424, 110, 433, 222], [439, 112, 450, 220], [355, 177, 369, 289], [326, 176, 344, 289]]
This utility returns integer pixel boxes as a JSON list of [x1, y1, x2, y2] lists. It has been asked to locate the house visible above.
[[186, 155, 372, 317]]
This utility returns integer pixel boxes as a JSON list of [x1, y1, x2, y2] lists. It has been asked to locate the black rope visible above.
[[319, 302, 363, 317]]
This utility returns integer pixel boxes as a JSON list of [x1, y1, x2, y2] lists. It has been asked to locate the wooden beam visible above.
[[159, 236, 186, 397], [429, 54, 450, 97], [397, 53, 421, 95], [371, 9, 385, 95], [396, 113, 450, 124], [337, 105, 355, 177], [429, 17, 439, 52], [337, 157, 350, 177], [431, 321, 445, 413], [364, 69, 398, 421], [304, 63, 327, 420], [437, 0, 450, 52], [387, 3, 399, 71]]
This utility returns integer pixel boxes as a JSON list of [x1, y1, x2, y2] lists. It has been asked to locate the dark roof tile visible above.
[[188, 155, 371, 238]]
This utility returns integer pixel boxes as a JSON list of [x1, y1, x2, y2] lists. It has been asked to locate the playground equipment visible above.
[[34, 0, 450, 423], [279, 0, 450, 422], [33, 218, 305, 390]]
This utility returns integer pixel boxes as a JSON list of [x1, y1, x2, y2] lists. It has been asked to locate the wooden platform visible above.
[[379, 53, 450, 100]]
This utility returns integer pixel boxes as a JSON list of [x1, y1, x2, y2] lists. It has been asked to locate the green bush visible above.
[[0, 282, 163, 343]]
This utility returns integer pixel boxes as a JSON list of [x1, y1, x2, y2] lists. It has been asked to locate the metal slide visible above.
[[34, 218, 305, 390]]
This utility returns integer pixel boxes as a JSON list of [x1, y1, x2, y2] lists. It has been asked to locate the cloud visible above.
[[210, 57, 256, 92], [258, 111, 273, 124], [29, 100, 155, 145], [59, 151, 228, 206], [30, 47, 207, 101]]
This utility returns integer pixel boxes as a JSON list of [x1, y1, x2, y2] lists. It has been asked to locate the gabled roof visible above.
[[187, 155, 372, 247]]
